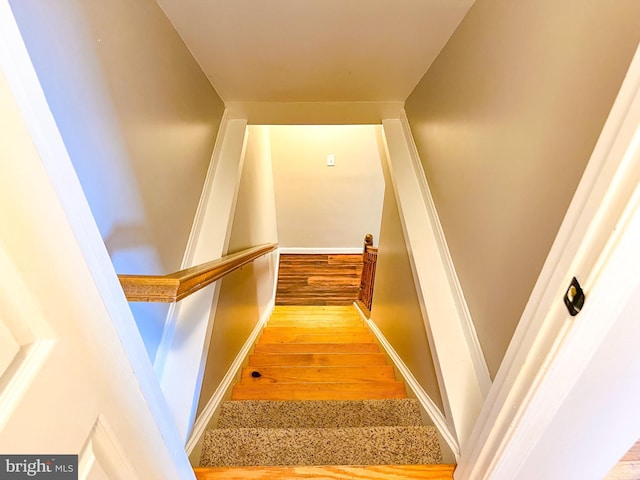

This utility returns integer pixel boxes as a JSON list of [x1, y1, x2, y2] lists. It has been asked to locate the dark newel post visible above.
[[358, 234, 378, 315]]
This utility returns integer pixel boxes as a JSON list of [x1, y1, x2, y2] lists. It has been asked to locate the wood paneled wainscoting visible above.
[[276, 254, 363, 305]]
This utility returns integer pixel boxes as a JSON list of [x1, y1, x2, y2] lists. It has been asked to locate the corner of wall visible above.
[[380, 114, 489, 449]]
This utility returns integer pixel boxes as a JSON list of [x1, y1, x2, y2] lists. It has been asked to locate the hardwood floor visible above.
[[231, 306, 406, 400], [606, 440, 640, 479], [194, 464, 456, 479], [276, 254, 363, 305]]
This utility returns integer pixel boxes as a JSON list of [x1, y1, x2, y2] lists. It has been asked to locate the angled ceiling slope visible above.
[[156, 0, 475, 103]]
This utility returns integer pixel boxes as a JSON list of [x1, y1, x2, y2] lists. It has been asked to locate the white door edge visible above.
[[0, 2, 192, 477], [457, 43, 640, 479]]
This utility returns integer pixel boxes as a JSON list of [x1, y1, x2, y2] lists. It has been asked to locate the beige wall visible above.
[[404, 0, 640, 377], [197, 126, 278, 416], [10, 0, 225, 360], [270, 125, 385, 249], [371, 140, 444, 413]]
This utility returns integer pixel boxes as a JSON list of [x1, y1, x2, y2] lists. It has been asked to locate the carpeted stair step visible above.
[[217, 398, 424, 429], [200, 425, 442, 467], [231, 381, 406, 400]]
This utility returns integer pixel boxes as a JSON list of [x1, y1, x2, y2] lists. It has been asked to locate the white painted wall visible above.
[[0, 6, 191, 474], [372, 135, 444, 414], [270, 125, 385, 249], [457, 43, 640, 480], [382, 118, 488, 451], [9, 0, 225, 362], [404, 0, 640, 378], [196, 125, 279, 418], [157, 118, 248, 442]]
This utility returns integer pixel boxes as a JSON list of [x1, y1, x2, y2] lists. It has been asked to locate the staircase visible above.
[[195, 306, 454, 479]]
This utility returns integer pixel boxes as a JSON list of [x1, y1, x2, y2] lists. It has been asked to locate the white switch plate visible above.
[[327, 154, 336, 166]]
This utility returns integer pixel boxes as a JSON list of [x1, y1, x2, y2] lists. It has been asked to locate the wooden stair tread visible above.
[[268, 316, 362, 323], [267, 319, 364, 327], [268, 313, 361, 318], [270, 310, 361, 314], [263, 326, 369, 334], [269, 316, 362, 323], [258, 333, 374, 344], [194, 464, 455, 479], [240, 366, 397, 383], [248, 353, 387, 367], [272, 305, 357, 312], [231, 382, 406, 400], [270, 309, 360, 316], [198, 304, 450, 470], [253, 342, 380, 354]]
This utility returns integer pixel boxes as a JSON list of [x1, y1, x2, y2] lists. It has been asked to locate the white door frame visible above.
[[457, 43, 640, 479], [0, 2, 192, 477]]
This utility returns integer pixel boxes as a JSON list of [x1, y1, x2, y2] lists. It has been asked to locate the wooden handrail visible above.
[[118, 243, 278, 302]]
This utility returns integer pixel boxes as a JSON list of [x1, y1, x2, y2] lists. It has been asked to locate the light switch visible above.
[[327, 154, 336, 166]]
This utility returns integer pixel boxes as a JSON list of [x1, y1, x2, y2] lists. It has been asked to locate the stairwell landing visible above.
[[194, 306, 454, 479]]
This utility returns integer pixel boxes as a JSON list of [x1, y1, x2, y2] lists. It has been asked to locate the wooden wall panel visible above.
[[276, 254, 363, 305]]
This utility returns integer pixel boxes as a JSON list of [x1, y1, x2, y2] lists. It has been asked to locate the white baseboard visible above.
[[353, 302, 460, 460], [279, 247, 363, 255], [185, 298, 274, 455]]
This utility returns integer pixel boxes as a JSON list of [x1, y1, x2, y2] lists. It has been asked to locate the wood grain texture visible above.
[[271, 308, 362, 315], [606, 440, 640, 480], [266, 319, 364, 328], [276, 254, 363, 305], [248, 353, 388, 367], [262, 326, 370, 334], [240, 366, 397, 383], [268, 314, 363, 326], [119, 243, 277, 302], [253, 343, 380, 354], [194, 464, 456, 479], [258, 332, 374, 344], [231, 305, 406, 401], [358, 245, 378, 311]]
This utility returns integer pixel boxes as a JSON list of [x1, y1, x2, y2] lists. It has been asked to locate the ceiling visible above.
[[155, 0, 475, 103]]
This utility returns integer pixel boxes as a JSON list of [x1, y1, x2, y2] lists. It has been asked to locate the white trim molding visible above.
[[225, 101, 403, 125], [279, 247, 363, 255], [154, 109, 231, 379], [457, 44, 640, 479], [353, 302, 460, 460], [398, 111, 491, 398], [156, 116, 249, 442], [186, 299, 275, 455], [381, 117, 489, 450]]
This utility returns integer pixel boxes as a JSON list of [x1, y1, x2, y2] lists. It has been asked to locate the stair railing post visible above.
[[358, 234, 378, 315]]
